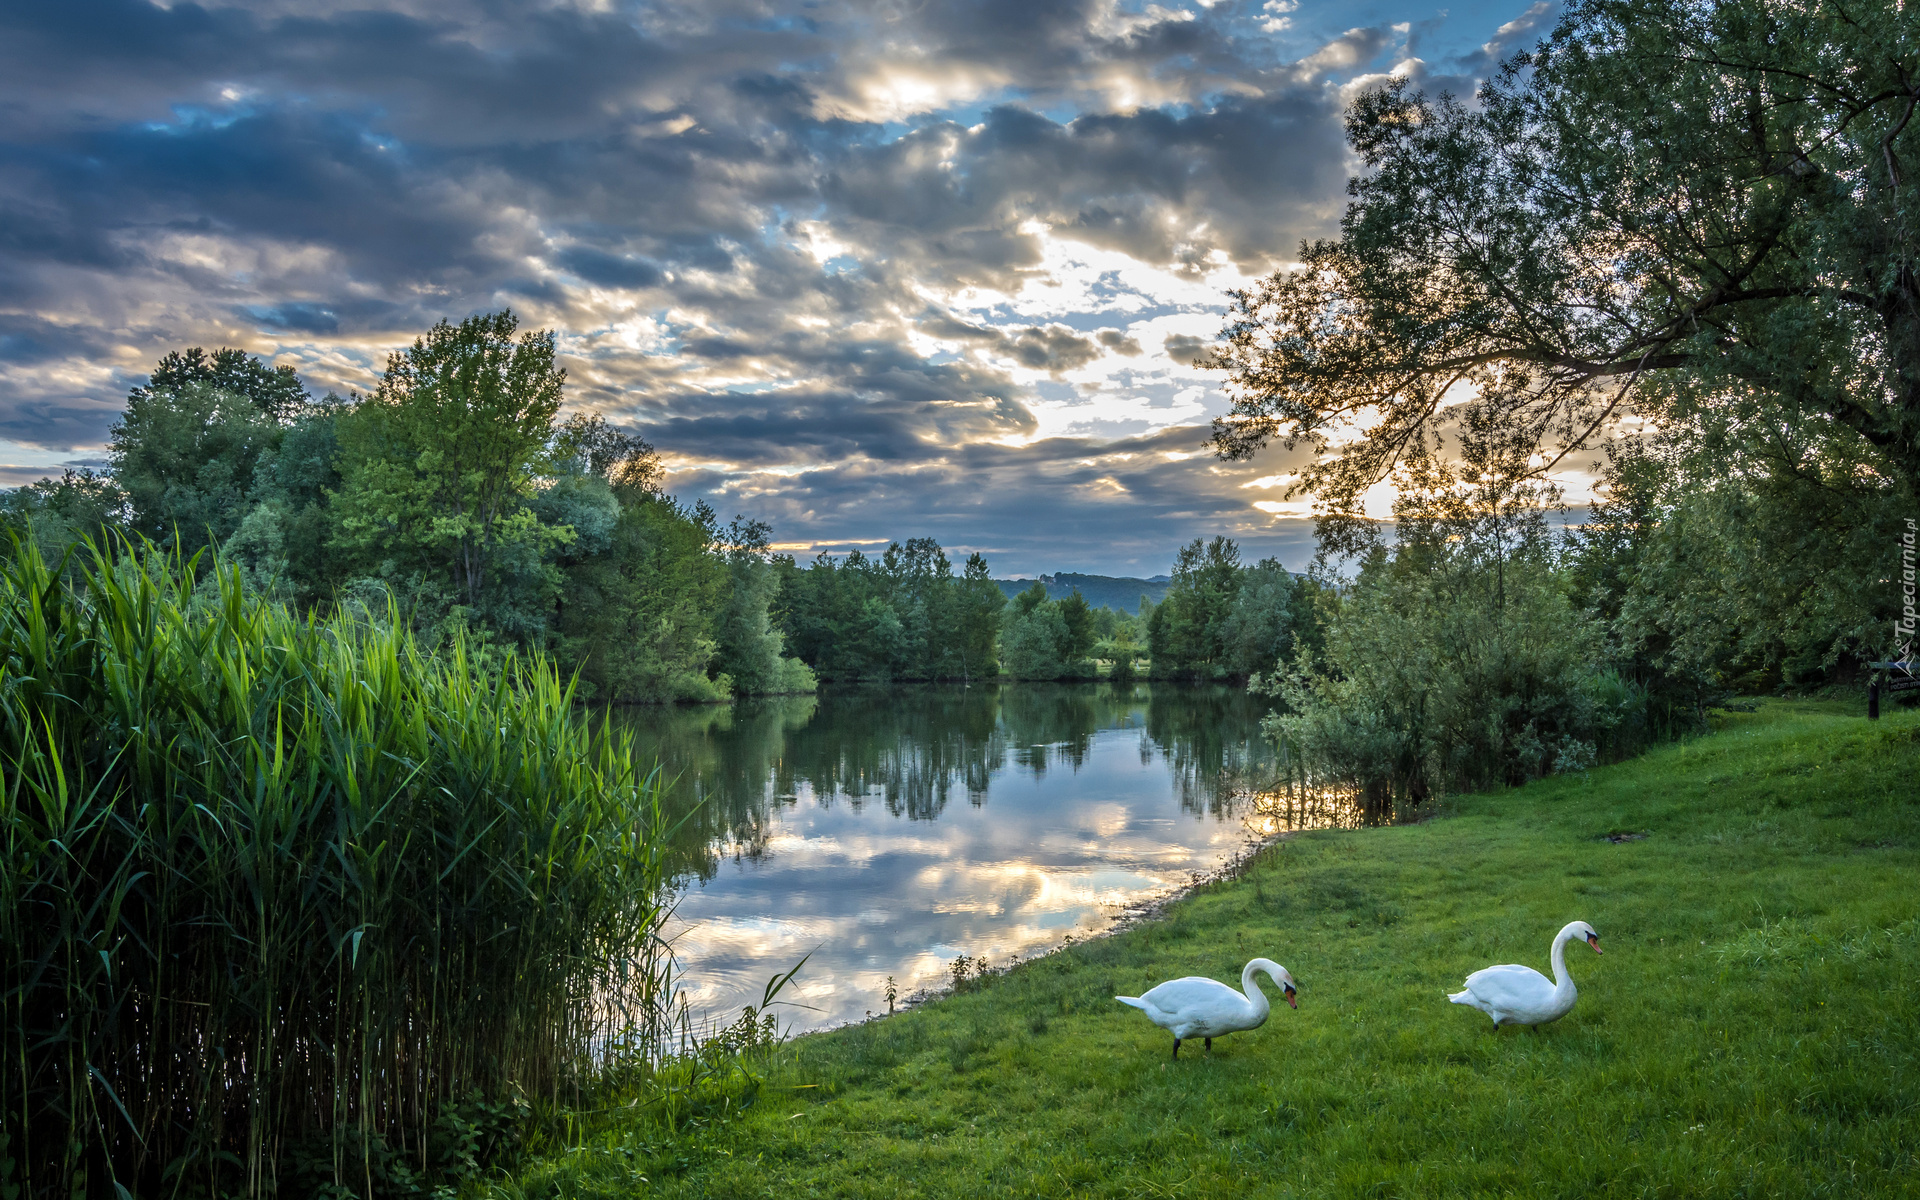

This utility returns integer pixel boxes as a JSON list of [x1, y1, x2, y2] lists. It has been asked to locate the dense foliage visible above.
[[4, 312, 821, 703], [1146, 538, 1320, 681], [1262, 452, 1668, 807], [773, 539, 1006, 680], [0, 539, 674, 1197], [766, 535, 1317, 684], [999, 582, 1094, 680], [1564, 412, 1910, 695], [1205, 0, 1918, 804]]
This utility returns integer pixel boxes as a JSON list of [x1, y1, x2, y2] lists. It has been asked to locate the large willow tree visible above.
[[1207, 0, 1920, 517]]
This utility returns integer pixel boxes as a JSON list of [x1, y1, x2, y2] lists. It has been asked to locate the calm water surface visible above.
[[615, 683, 1346, 1033]]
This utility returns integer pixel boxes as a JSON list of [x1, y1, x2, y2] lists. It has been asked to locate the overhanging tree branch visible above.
[[1206, 0, 1920, 511]]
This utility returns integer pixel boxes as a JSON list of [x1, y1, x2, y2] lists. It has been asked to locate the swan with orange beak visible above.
[[1449, 920, 1602, 1027], [1116, 958, 1297, 1058]]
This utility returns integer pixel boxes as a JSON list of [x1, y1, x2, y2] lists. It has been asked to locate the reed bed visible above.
[[0, 537, 675, 1197]]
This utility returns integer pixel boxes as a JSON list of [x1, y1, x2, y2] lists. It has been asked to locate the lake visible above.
[[617, 682, 1352, 1034]]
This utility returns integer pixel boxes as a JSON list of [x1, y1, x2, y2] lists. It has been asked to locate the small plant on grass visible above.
[[540, 958, 806, 1159]]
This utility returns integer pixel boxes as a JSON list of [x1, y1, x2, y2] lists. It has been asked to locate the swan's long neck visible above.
[[1548, 927, 1577, 998], [1240, 961, 1273, 1020]]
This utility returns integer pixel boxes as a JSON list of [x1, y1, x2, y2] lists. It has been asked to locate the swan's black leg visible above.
[[1204, 1038, 1213, 1054], [1171, 1038, 1181, 1059]]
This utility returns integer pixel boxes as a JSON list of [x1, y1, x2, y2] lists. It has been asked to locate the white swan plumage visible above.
[[1449, 920, 1601, 1027], [1116, 958, 1297, 1058]]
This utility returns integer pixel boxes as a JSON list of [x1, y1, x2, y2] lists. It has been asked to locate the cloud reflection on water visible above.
[[614, 683, 1332, 1032]]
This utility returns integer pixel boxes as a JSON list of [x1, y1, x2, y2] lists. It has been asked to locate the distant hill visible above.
[[993, 572, 1171, 614]]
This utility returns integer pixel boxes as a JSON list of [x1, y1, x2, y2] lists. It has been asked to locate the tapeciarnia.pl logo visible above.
[[1899, 517, 1917, 673]]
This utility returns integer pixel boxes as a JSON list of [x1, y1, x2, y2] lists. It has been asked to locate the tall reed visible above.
[[0, 536, 675, 1197]]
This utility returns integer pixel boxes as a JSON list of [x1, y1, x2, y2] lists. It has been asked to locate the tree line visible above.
[[3, 314, 1319, 698], [773, 535, 1321, 683]]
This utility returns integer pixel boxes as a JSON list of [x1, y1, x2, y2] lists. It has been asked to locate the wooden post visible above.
[[1868, 661, 1919, 719]]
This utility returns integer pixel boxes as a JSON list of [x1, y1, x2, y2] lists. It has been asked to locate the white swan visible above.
[[1116, 958, 1297, 1058], [1449, 920, 1601, 1027]]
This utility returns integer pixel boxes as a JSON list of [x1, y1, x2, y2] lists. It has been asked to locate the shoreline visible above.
[[840, 800, 1323, 1030]]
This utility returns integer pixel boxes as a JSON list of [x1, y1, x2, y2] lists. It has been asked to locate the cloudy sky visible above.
[[0, 0, 1561, 577]]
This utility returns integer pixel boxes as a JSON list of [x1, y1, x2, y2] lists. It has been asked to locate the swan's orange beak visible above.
[[1587, 933, 1602, 955], [1284, 984, 1297, 1009]]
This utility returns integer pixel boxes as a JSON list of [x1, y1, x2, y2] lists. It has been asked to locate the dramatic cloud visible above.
[[0, 0, 1565, 573]]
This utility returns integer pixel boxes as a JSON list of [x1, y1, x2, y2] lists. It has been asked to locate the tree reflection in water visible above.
[[606, 682, 1291, 883], [618, 682, 1394, 1031]]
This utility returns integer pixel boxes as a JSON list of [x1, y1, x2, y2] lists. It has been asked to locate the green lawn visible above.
[[514, 700, 1920, 1198]]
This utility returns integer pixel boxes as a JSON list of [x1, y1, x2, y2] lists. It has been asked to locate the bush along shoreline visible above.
[[0, 537, 678, 1197]]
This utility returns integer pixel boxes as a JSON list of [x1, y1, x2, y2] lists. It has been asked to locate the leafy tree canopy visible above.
[[333, 310, 567, 610], [1149, 536, 1244, 675], [773, 539, 1006, 681], [553, 411, 661, 495], [1207, 0, 1920, 519], [0, 469, 127, 565], [109, 380, 282, 553], [132, 346, 311, 423]]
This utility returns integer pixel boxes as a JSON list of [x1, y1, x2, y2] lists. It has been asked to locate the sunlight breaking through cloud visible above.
[[0, 0, 1565, 571]]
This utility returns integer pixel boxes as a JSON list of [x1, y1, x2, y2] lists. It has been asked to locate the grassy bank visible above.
[[517, 699, 1920, 1198]]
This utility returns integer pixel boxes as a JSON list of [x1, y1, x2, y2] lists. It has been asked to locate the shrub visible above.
[[1264, 550, 1661, 812]]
